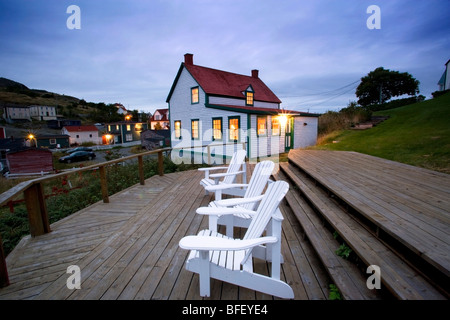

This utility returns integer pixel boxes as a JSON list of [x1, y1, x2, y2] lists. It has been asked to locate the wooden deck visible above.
[[1, 150, 448, 300], [0, 165, 331, 300]]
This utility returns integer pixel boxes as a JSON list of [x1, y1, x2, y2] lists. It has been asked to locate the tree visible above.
[[356, 67, 420, 106]]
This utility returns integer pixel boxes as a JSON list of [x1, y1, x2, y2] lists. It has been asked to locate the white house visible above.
[[29, 105, 57, 121], [62, 125, 100, 145], [166, 53, 319, 164]]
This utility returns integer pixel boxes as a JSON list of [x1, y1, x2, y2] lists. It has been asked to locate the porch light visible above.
[[278, 114, 288, 128], [125, 115, 132, 121]]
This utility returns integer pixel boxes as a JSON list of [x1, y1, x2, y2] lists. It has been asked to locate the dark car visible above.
[[59, 151, 96, 163], [66, 147, 93, 154]]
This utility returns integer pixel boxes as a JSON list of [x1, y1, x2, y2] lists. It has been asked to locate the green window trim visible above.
[[191, 86, 199, 104], [228, 116, 241, 142], [212, 117, 223, 141]]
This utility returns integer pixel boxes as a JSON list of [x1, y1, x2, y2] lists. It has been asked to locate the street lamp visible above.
[[28, 134, 36, 147]]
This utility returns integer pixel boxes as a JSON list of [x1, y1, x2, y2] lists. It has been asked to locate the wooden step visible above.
[[278, 162, 447, 300], [274, 169, 382, 300]]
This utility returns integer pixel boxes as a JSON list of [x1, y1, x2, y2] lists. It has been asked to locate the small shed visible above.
[[6, 148, 53, 174], [36, 134, 70, 149]]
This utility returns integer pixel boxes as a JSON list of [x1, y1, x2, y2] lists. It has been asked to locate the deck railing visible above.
[[0, 142, 247, 288]]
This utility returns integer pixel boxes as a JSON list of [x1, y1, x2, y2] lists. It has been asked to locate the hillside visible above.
[[313, 92, 450, 174], [0, 77, 81, 108]]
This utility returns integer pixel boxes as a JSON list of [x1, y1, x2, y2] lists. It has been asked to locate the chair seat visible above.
[[186, 230, 249, 272]]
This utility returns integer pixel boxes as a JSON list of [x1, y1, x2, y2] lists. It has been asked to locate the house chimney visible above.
[[251, 69, 259, 78], [184, 53, 194, 66]]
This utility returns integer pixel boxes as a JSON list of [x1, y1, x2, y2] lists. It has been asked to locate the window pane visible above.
[[229, 118, 239, 141], [272, 117, 280, 135], [246, 92, 254, 105], [175, 121, 181, 139], [191, 87, 199, 104], [213, 119, 222, 140], [191, 120, 199, 139], [257, 117, 267, 136]]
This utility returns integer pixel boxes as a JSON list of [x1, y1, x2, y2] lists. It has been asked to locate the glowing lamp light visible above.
[[278, 114, 288, 127]]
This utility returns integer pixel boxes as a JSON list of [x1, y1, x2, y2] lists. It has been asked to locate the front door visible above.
[[284, 117, 294, 152]]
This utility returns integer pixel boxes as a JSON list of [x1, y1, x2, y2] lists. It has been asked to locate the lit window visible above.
[[191, 87, 199, 104], [228, 117, 240, 141], [246, 91, 254, 106], [212, 118, 222, 141], [257, 116, 267, 136], [174, 120, 181, 139], [191, 119, 199, 140], [126, 124, 131, 131], [272, 117, 280, 135]]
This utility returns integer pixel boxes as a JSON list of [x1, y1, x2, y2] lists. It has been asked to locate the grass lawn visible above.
[[311, 92, 450, 174]]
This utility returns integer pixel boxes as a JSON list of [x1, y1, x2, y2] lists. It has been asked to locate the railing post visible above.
[[207, 145, 211, 165], [99, 166, 109, 203], [138, 155, 145, 185], [0, 234, 9, 288], [158, 150, 164, 176], [24, 183, 51, 237]]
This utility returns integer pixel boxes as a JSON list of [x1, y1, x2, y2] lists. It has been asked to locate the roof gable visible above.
[[183, 63, 281, 103], [166, 59, 281, 104]]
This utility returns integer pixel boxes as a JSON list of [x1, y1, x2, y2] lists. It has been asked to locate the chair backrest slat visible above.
[[242, 161, 274, 210], [223, 149, 246, 184], [240, 180, 288, 265]]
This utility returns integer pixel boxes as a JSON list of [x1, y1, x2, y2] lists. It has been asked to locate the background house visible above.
[[62, 125, 100, 145], [47, 119, 81, 129], [29, 105, 57, 121], [166, 53, 319, 163], [141, 129, 170, 150], [3, 104, 31, 122], [149, 108, 169, 130], [104, 121, 148, 144]]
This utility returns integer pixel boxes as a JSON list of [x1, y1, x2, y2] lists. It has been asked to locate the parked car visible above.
[[59, 151, 96, 163], [66, 147, 93, 154]]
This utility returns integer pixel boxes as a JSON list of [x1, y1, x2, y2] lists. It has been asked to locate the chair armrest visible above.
[[196, 206, 256, 217], [209, 170, 245, 179], [214, 195, 264, 207], [205, 183, 248, 192], [179, 235, 277, 251], [198, 167, 228, 172]]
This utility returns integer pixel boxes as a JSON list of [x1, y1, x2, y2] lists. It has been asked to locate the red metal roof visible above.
[[184, 63, 281, 104], [63, 125, 99, 132]]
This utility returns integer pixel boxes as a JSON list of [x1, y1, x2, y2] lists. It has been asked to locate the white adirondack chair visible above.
[[197, 160, 275, 238], [179, 180, 294, 299], [198, 149, 247, 197]]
